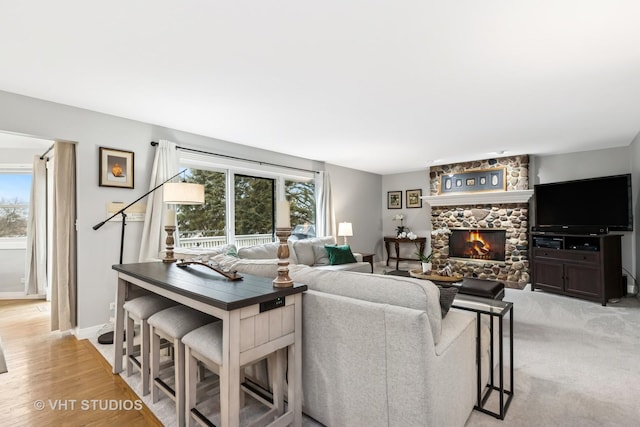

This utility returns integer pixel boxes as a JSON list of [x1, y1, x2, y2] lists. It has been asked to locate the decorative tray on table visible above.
[[409, 270, 463, 282]]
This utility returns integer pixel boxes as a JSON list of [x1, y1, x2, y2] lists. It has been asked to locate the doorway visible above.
[[0, 132, 54, 299]]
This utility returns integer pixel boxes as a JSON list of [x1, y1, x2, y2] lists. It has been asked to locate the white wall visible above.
[[533, 146, 636, 293], [630, 133, 640, 295], [533, 146, 630, 184], [325, 163, 382, 258], [1, 147, 48, 163], [0, 89, 352, 331], [381, 170, 430, 268]]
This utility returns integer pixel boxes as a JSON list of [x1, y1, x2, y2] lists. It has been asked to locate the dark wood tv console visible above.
[[531, 232, 623, 306]]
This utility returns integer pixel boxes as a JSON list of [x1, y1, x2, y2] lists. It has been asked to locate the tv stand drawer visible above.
[[533, 248, 599, 264]]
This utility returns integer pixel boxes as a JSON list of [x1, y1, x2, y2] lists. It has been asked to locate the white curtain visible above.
[[138, 140, 178, 262], [315, 171, 335, 238], [24, 155, 48, 295], [51, 142, 77, 332]]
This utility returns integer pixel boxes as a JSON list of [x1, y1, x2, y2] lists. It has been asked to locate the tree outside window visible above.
[[286, 179, 315, 239], [0, 173, 31, 238], [175, 166, 316, 248], [176, 168, 226, 242]]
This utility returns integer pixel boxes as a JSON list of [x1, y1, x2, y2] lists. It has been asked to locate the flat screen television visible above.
[[534, 174, 633, 232]]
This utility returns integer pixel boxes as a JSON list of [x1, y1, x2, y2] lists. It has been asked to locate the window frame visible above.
[[0, 164, 33, 248], [178, 151, 316, 247]]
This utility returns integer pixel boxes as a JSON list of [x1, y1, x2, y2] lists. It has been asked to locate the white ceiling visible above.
[[1, 1, 639, 174]]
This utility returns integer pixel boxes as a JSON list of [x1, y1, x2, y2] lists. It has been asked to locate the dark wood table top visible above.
[[113, 262, 307, 311], [384, 236, 426, 242]]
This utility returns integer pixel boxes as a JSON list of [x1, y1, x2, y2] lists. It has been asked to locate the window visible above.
[[0, 173, 31, 239], [175, 168, 227, 248], [176, 153, 317, 249], [234, 174, 275, 246], [286, 179, 315, 239]]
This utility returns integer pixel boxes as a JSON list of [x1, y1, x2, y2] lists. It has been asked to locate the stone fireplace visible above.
[[424, 156, 532, 285]]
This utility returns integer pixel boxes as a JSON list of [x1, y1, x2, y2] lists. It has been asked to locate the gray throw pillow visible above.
[[438, 286, 458, 317]]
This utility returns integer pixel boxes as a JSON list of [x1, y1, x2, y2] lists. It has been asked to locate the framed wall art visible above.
[[99, 147, 134, 189], [387, 191, 402, 209], [406, 189, 422, 208], [440, 168, 505, 194]]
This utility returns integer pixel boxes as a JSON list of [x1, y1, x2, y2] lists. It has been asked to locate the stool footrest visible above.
[[128, 355, 141, 369], [190, 408, 217, 427], [154, 377, 176, 398]]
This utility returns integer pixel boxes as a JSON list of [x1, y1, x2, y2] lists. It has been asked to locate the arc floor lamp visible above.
[[93, 169, 204, 343]]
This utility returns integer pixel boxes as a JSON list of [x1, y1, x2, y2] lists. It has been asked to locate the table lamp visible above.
[[162, 182, 205, 263], [338, 222, 353, 245]]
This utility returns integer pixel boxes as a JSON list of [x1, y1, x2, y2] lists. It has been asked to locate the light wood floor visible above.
[[0, 299, 162, 426]]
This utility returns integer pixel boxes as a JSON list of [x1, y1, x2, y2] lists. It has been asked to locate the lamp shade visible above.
[[163, 182, 205, 205], [338, 222, 353, 237]]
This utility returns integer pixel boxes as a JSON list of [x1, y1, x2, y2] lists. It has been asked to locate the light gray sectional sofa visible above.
[[174, 236, 371, 273], [223, 259, 494, 427]]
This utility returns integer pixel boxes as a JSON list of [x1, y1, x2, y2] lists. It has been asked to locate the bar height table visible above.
[[112, 262, 307, 427]]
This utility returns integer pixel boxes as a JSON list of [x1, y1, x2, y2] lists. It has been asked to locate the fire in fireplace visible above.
[[449, 229, 506, 261]]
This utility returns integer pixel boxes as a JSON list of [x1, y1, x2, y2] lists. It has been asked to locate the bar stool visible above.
[[148, 305, 217, 427], [123, 294, 177, 395], [182, 322, 285, 427]]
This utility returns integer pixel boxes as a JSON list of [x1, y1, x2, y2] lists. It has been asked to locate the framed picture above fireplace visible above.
[[440, 168, 505, 194]]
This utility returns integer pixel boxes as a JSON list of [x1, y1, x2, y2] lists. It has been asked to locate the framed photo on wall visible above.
[[406, 189, 422, 208], [99, 147, 134, 188], [387, 191, 402, 209], [440, 167, 506, 194]]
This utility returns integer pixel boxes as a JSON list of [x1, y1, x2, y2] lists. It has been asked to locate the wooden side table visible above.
[[359, 253, 375, 273], [384, 236, 426, 271]]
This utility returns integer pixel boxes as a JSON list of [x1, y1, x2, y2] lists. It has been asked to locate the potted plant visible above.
[[408, 232, 432, 273]]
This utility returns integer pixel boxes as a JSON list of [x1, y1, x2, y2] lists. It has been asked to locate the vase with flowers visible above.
[[393, 214, 407, 236], [408, 231, 432, 273]]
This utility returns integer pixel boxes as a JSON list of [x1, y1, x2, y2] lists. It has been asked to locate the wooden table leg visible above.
[[394, 241, 400, 270], [290, 293, 303, 426], [220, 311, 241, 427], [113, 277, 126, 374], [385, 241, 390, 266]]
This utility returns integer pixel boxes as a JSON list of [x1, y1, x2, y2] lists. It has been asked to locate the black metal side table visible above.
[[452, 294, 514, 419]]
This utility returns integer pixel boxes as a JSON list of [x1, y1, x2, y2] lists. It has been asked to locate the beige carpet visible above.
[[0, 336, 7, 374], [465, 285, 640, 427]]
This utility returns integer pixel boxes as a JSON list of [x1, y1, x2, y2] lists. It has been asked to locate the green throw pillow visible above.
[[324, 244, 357, 265]]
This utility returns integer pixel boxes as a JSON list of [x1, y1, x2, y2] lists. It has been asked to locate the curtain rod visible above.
[[40, 143, 54, 160], [150, 141, 319, 174]]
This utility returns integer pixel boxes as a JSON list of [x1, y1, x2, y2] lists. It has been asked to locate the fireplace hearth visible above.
[[449, 229, 506, 261]]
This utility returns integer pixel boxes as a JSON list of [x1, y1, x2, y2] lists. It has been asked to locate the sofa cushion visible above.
[[312, 245, 330, 265], [237, 242, 279, 259], [324, 244, 357, 265], [313, 263, 371, 273], [289, 265, 443, 344], [291, 236, 335, 266]]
